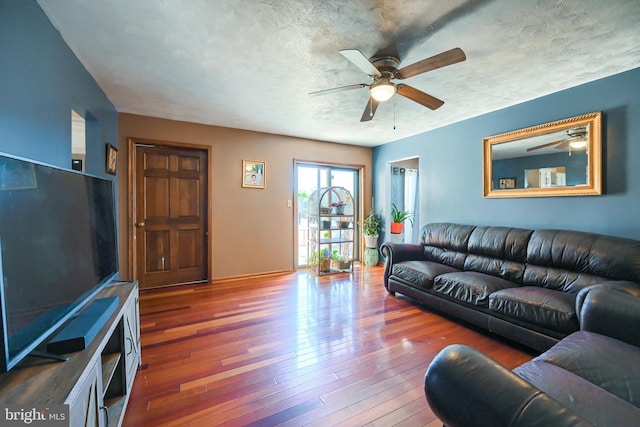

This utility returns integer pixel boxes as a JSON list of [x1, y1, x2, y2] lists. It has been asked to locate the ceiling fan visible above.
[[526, 127, 589, 152], [310, 47, 466, 122]]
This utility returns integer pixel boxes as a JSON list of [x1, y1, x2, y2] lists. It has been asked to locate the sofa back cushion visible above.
[[463, 226, 533, 283], [524, 230, 640, 294], [420, 223, 476, 270]]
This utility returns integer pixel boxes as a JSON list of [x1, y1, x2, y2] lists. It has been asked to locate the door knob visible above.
[[135, 222, 145, 227]]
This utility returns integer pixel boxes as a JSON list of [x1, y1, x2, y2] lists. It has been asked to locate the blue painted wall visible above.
[[373, 67, 640, 240], [0, 0, 118, 176]]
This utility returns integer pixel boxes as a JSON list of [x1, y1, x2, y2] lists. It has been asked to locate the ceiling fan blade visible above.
[[360, 97, 380, 122], [526, 139, 565, 152], [396, 47, 466, 79], [340, 49, 382, 77], [309, 83, 367, 96], [396, 84, 444, 110], [554, 141, 570, 150]]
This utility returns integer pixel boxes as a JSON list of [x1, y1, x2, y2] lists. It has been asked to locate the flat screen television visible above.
[[0, 152, 119, 372]]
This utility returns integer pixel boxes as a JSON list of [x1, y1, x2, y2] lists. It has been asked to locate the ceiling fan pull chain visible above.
[[393, 100, 396, 130]]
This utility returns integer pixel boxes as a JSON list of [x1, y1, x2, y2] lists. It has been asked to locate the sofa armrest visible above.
[[424, 344, 591, 427], [580, 287, 640, 347], [576, 280, 640, 316], [379, 242, 425, 288]]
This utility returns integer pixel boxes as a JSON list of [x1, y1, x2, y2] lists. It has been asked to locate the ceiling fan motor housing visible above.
[[567, 127, 587, 138], [371, 55, 401, 76]]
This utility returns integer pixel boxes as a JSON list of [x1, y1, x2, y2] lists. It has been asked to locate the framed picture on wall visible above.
[[242, 160, 266, 188], [0, 158, 37, 190], [499, 177, 516, 189], [106, 144, 118, 175]]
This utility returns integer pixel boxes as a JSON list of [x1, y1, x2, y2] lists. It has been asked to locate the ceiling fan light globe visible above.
[[370, 82, 396, 102], [570, 140, 587, 149]]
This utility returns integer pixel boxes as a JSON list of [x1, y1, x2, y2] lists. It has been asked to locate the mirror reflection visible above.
[[483, 112, 602, 198]]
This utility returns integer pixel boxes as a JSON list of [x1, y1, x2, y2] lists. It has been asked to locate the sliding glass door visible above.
[[295, 163, 359, 268]]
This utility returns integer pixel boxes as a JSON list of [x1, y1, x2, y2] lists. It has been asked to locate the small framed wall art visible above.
[[106, 143, 118, 175], [499, 177, 516, 189], [242, 160, 266, 189]]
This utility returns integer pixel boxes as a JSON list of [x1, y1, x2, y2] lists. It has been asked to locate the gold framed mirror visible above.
[[483, 112, 602, 198]]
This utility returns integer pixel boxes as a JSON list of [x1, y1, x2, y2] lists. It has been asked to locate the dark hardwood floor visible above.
[[123, 265, 535, 426]]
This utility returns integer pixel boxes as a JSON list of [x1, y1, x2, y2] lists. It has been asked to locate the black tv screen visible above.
[[0, 153, 119, 372]]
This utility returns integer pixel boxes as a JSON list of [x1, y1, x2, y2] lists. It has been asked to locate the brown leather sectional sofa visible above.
[[380, 222, 640, 351]]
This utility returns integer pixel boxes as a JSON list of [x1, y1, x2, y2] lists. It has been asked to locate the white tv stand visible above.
[[0, 281, 140, 427]]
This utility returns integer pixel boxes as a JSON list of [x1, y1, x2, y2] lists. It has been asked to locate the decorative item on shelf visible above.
[[330, 250, 352, 271], [336, 220, 352, 229], [390, 203, 414, 234], [331, 200, 346, 215], [358, 210, 381, 248], [321, 220, 331, 229], [320, 206, 333, 215], [310, 248, 331, 273]]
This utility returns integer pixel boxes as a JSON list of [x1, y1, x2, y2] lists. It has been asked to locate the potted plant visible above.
[[310, 248, 331, 273], [330, 250, 352, 271], [358, 210, 381, 248], [331, 200, 346, 215], [390, 203, 414, 234]]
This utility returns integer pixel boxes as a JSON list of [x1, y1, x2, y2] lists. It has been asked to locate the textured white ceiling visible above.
[[37, 0, 640, 147]]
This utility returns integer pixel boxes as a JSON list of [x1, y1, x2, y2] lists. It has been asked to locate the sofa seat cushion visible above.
[[391, 260, 459, 290], [488, 286, 578, 334], [514, 359, 640, 426], [434, 271, 517, 307], [534, 331, 640, 407]]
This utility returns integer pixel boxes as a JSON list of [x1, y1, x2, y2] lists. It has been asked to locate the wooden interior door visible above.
[[134, 145, 208, 289]]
